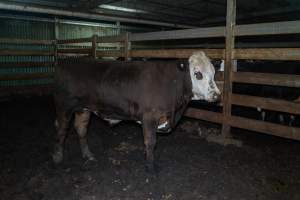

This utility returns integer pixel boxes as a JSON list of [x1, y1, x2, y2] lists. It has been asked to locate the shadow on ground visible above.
[[0, 96, 300, 200]]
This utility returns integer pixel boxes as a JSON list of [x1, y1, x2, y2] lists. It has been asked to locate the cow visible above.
[[52, 51, 221, 172]]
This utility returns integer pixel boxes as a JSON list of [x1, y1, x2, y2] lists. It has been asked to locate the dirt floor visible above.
[[0, 96, 300, 200]]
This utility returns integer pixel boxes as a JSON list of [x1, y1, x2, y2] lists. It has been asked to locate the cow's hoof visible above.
[[83, 153, 97, 162], [81, 158, 98, 171], [145, 163, 159, 175], [52, 151, 63, 164]]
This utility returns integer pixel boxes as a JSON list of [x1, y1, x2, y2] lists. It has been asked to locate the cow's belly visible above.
[[103, 118, 171, 133], [84, 107, 172, 133]]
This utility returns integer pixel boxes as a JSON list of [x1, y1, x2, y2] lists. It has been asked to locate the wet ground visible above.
[[0, 96, 300, 200]]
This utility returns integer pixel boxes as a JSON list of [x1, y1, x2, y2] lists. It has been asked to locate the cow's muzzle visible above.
[[209, 92, 221, 102]]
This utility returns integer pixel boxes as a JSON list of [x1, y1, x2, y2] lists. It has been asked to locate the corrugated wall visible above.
[[0, 17, 152, 94], [0, 18, 55, 88]]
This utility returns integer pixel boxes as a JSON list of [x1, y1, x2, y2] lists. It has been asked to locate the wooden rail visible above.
[[0, 38, 56, 96], [232, 72, 300, 88], [57, 37, 91, 44], [0, 38, 55, 45], [2, 0, 300, 141], [0, 50, 54, 56], [231, 94, 300, 115], [0, 73, 54, 81], [0, 62, 54, 68], [130, 49, 225, 59], [229, 116, 300, 141], [57, 48, 91, 54]]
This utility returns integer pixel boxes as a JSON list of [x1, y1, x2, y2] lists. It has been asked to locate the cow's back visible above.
[[55, 58, 192, 121]]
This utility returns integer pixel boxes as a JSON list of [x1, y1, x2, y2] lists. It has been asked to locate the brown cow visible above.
[[53, 51, 220, 172]]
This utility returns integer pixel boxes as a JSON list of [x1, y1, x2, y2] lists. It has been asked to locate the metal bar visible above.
[[232, 72, 300, 88], [129, 26, 225, 41], [222, 0, 236, 137], [234, 48, 300, 60], [229, 116, 300, 141], [0, 2, 195, 28], [232, 94, 300, 115]]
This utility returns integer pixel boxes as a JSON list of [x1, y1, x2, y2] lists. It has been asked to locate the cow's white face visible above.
[[188, 51, 221, 102]]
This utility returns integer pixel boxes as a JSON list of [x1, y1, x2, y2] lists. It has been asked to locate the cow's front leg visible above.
[[142, 114, 157, 173], [53, 111, 69, 164], [74, 110, 95, 161]]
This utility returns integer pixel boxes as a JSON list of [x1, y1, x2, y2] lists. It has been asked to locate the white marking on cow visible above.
[[103, 118, 122, 126], [188, 51, 220, 102], [220, 60, 225, 72], [54, 119, 59, 129], [157, 121, 168, 129]]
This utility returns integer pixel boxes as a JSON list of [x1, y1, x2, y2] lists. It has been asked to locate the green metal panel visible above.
[[0, 17, 153, 92], [0, 18, 55, 89]]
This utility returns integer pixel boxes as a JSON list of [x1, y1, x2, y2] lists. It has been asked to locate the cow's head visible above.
[[188, 51, 221, 102]]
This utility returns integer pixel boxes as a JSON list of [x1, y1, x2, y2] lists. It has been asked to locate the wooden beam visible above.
[[232, 94, 300, 115], [184, 108, 223, 124], [234, 48, 300, 60], [0, 38, 54, 45], [0, 84, 54, 96], [124, 33, 130, 61], [215, 71, 224, 81], [222, 0, 236, 137], [232, 72, 300, 88], [0, 50, 54, 56], [0, 62, 54, 68], [130, 49, 225, 59], [0, 73, 54, 81], [96, 50, 124, 57], [229, 116, 300, 141], [235, 20, 300, 36], [91, 35, 97, 59], [97, 35, 126, 43], [129, 26, 225, 42], [57, 48, 91, 54], [57, 37, 92, 44]]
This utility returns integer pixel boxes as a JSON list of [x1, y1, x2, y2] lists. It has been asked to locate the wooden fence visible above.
[[56, 0, 300, 141], [1, 0, 300, 141], [0, 38, 55, 96]]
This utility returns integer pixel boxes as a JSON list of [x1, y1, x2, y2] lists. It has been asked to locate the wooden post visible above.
[[91, 34, 97, 59], [222, 0, 236, 137], [124, 32, 131, 61], [54, 18, 59, 65]]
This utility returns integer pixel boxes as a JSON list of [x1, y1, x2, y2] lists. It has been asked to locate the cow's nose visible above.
[[212, 93, 221, 102]]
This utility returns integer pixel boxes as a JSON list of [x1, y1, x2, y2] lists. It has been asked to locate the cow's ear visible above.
[[177, 61, 188, 71]]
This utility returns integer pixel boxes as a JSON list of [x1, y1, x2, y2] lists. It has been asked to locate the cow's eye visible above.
[[194, 71, 203, 80]]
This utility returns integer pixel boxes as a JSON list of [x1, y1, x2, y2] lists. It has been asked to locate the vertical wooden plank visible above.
[[222, 0, 236, 137], [124, 32, 131, 61], [54, 18, 59, 65], [91, 34, 98, 59]]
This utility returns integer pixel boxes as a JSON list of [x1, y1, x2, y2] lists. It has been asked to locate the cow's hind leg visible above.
[[53, 111, 70, 164], [142, 113, 158, 173], [74, 110, 95, 161]]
